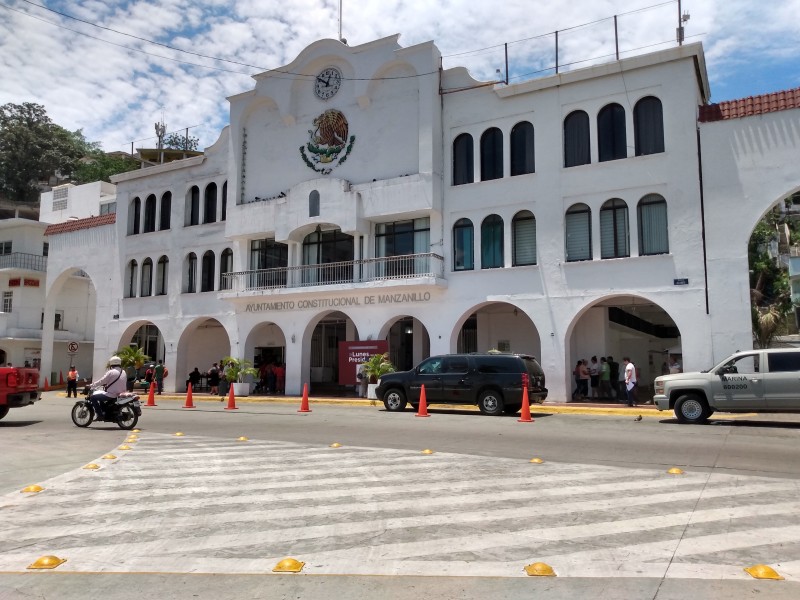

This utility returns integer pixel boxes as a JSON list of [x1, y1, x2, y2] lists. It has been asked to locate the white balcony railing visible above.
[[222, 253, 444, 293]]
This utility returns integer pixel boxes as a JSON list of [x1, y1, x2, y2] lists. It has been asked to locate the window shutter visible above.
[[566, 210, 591, 261]]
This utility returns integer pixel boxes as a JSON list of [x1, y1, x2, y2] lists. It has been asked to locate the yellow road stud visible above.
[[421, 448, 434, 455], [82, 464, 100, 470], [28, 555, 66, 570], [744, 564, 784, 580], [273, 557, 305, 573], [330, 442, 342, 448], [102, 454, 117, 460], [529, 457, 544, 464], [237, 436, 249, 441], [667, 467, 684, 475], [524, 562, 556, 577], [118, 445, 132, 451], [21, 485, 44, 494], [174, 432, 185, 437]]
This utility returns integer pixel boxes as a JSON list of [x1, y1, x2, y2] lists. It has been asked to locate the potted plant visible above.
[[117, 345, 150, 390], [362, 353, 395, 400], [221, 356, 259, 397]]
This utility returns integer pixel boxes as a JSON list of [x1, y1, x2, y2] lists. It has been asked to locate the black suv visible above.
[[376, 353, 547, 415]]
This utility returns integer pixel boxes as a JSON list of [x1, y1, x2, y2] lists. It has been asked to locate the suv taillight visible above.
[[6, 371, 18, 387]]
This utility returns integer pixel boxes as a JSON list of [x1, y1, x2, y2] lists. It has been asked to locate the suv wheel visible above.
[[478, 390, 504, 415], [675, 394, 710, 424], [383, 389, 408, 412]]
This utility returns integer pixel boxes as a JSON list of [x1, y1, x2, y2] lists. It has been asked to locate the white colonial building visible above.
[[35, 35, 800, 399]]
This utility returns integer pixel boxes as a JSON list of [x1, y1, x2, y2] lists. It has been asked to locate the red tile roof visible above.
[[699, 87, 800, 122], [44, 213, 116, 236]]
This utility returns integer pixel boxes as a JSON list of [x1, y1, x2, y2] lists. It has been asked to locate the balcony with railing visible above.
[[0, 253, 47, 272], [221, 253, 445, 294]]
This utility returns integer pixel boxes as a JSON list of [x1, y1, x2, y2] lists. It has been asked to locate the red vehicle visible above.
[[0, 367, 40, 420]]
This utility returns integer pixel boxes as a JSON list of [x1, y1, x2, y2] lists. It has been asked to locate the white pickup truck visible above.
[[653, 348, 800, 423]]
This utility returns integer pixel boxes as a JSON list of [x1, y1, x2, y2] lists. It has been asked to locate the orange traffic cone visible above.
[[298, 383, 311, 413], [224, 384, 238, 410], [145, 381, 157, 407], [518, 384, 533, 423], [43, 377, 49, 391], [183, 383, 195, 409], [59, 371, 64, 385], [416, 384, 430, 417]]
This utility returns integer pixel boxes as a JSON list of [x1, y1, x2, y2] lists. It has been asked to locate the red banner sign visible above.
[[24, 279, 39, 287], [8, 278, 20, 287], [338, 340, 389, 386]]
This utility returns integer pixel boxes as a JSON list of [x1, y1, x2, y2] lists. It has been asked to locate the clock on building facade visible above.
[[314, 67, 342, 100]]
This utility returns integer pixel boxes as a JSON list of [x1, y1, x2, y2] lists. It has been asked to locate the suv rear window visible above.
[[476, 356, 519, 374], [768, 352, 800, 373], [522, 357, 544, 377]]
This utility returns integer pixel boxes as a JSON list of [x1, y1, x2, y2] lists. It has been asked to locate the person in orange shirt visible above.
[[273, 363, 285, 394], [67, 365, 79, 398]]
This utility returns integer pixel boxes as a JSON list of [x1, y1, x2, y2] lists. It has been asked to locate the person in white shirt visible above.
[[623, 356, 638, 407], [89, 355, 127, 419]]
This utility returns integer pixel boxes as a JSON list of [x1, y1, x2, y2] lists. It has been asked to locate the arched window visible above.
[[452, 134, 474, 185], [156, 256, 169, 295], [597, 103, 627, 162], [184, 253, 197, 293], [600, 199, 629, 259], [638, 194, 669, 255], [512, 210, 536, 266], [481, 214, 504, 268], [140, 258, 153, 296], [564, 110, 590, 167], [159, 192, 171, 230], [510, 121, 534, 176], [204, 182, 217, 224], [221, 181, 227, 221], [186, 186, 199, 226], [309, 190, 320, 217], [453, 218, 474, 271], [480, 127, 503, 181], [125, 259, 138, 297], [201, 250, 215, 292], [565, 203, 592, 262], [143, 195, 157, 232], [634, 96, 664, 156], [129, 197, 141, 235], [219, 248, 233, 290]]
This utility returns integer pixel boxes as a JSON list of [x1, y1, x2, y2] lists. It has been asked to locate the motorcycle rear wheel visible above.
[[71, 402, 93, 427], [116, 405, 138, 430]]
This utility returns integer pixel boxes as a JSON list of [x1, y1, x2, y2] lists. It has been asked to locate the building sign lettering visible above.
[[244, 292, 431, 313]]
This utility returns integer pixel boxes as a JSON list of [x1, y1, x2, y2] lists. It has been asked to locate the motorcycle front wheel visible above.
[[71, 402, 93, 427], [116, 405, 138, 430]]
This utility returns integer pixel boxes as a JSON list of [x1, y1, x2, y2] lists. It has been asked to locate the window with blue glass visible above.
[[481, 214, 504, 269]]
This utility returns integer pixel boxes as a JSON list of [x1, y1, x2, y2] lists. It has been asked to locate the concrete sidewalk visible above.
[[57, 389, 664, 417]]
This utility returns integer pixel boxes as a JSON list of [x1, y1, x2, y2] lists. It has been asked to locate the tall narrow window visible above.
[[204, 183, 217, 224], [159, 192, 171, 230], [453, 218, 474, 271], [512, 210, 536, 266], [481, 214, 504, 268], [600, 199, 629, 258], [565, 203, 592, 262], [129, 197, 141, 235], [309, 190, 320, 217], [375, 218, 430, 277], [201, 250, 215, 292], [125, 260, 138, 297], [638, 194, 669, 255], [453, 134, 474, 185], [634, 96, 665, 156], [250, 239, 288, 288], [143, 195, 157, 232], [564, 111, 590, 167], [140, 258, 153, 296], [2, 291, 12, 313], [510, 121, 535, 176], [219, 248, 233, 290], [156, 256, 169, 295], [184, 253, 197, 293], [480, 128, 503, 181], [597, 103, 627, 162], [186, 186, 199, 226], [221, 181, 227, 221]]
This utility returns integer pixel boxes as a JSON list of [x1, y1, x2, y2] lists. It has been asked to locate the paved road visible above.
[[1, 393, 799, 599]]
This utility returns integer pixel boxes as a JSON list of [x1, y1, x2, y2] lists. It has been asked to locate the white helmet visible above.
[[108, 355, 122, 366]]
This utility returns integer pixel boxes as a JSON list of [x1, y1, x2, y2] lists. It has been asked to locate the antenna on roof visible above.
[[338, 0, 347, 44], [676, 0, 690, 45]]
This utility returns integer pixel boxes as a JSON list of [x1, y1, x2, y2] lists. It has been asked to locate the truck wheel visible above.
[[383, 389, 407, 412], [478, 390, 504, 415], [675, 395, 710, 424], [0, 406, 9, 420]]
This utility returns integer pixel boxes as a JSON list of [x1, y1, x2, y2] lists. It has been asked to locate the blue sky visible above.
[[1, 0, 798, 151]]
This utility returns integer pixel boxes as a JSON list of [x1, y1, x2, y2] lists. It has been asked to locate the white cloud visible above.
[[1, 0, 798, 151]]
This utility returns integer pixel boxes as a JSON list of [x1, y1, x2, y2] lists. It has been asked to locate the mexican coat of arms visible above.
[[300, 109, 356, 175]]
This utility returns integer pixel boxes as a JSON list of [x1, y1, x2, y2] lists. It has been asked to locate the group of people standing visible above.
[[572, 355, 639, 406]]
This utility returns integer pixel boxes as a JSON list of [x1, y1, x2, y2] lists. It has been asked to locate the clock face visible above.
[[314, 67, 342, 100]]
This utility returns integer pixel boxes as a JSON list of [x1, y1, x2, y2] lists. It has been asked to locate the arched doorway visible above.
[[384, 316, 430, 371], [308, 311, 359, 394], [454, 302, 541, 359]]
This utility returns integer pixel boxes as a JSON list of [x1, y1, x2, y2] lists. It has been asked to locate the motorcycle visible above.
[[71, 385, 142, 430]]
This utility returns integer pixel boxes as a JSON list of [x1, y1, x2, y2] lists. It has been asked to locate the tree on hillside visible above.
[[73, 152, 139, 184], [164, 132, 199, 151], [0, 102, 97, 202]]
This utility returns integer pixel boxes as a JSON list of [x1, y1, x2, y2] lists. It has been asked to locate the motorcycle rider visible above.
[[89, 355, 127, 419]]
